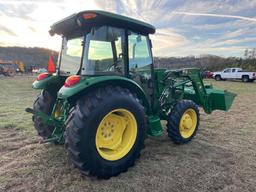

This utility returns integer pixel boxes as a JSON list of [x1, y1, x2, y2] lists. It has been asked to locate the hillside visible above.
[[0, 47, 58, 71], [0, 47, 255, 72]]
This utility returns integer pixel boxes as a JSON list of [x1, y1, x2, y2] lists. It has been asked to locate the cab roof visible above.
[[49, 10, 156, 37]]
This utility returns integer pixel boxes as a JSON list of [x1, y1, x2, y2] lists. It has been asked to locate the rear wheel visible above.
[[242, 75, 249, 82], [167, 100, 200, 144], [65, 86, 147, 178], [32, 90, 56, 139]]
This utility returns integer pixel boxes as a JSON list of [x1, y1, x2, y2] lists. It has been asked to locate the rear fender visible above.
[[58, 76, 151, 113], [32, 75, 64, 93]]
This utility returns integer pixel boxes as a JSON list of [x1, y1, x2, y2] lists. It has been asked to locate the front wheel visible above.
[[167, 100, 200, 144], [215, 75, 221, 81], [65, 86, 147, 178]]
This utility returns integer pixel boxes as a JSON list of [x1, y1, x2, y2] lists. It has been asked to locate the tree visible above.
[[244, 49, 249, 58], [252, 48, 256, 59], [244, 48, 256, 59]]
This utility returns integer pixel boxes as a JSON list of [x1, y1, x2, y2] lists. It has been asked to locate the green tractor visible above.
[[26, 10, 236, 178]]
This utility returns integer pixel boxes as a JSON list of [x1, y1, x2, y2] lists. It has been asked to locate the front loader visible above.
[[26, 10, 236, 178]]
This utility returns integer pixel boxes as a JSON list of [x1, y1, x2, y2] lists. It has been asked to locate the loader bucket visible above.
[[207, 89, 236, 111]]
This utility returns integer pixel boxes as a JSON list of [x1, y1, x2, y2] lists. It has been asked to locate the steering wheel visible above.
[[107, 60, 122, 74]]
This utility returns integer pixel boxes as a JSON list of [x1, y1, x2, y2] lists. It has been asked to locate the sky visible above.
[[0, 0, 255, 57]]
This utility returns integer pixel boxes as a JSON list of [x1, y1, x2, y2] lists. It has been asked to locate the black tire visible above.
[[32, 90, 56, 139], [242, 75, 249, 82], [65, 86, 147, 178], [215, 75, 221, 81], [167, 100, 200, 144], [7, 69, 16, 77]]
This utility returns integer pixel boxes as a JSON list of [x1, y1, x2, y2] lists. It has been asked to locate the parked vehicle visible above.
[[213, 68, 256, 82], [0, 60, 25, 76], [202, 70, 213, 78], [0, 61, 16, 76], [37, 68, 47, 73]]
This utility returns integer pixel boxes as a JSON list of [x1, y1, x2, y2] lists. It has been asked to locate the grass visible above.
[[0, 76, 256, 192], [0, 76, 39, 131]]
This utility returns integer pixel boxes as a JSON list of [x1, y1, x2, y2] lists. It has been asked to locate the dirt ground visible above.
[[0, 76, 255, 192]]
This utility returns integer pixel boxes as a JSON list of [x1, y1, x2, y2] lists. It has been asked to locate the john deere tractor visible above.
[[26, 10, 236, 178]]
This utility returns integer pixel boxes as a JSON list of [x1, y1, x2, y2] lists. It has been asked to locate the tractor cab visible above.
[[49, 11, 155, 96], [57, 25, 153, 77]]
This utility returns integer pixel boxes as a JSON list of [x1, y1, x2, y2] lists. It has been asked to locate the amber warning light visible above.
[[82, 13, 97, 20]]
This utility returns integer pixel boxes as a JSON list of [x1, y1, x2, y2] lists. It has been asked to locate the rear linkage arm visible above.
[[25, 99, 70, 144]]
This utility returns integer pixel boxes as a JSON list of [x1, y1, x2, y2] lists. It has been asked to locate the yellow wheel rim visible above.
[[95, 108, 137, 161], [54, 104, 62, 118], [179, 108, 197, 138]]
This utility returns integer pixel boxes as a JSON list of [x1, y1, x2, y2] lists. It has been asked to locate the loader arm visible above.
[[184, 69, 211, 113], [160, 68, 236, 114], [182, 68, 236, 114]]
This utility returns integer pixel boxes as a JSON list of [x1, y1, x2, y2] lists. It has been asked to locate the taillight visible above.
[[64, 75, 80, 87], [36, 73, 51, 81]]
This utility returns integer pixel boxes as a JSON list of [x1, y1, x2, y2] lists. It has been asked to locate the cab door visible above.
[[230, 68, 237, 79], [222, 68, 232, 79], [127, 31, 153, 102]]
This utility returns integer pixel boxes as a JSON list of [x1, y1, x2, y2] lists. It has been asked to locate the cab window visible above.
[[128, 32, 152, 71], [59, 37, 83, 75], [128, 31, 153, 98], [82, 26, 125, 75], [224, 69, 231, 73]]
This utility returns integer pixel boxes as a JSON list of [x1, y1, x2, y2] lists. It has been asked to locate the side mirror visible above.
[[118, 53, 123, 59]]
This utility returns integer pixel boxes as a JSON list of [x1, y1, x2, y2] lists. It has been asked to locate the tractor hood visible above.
[[49, 10, 156, 37]]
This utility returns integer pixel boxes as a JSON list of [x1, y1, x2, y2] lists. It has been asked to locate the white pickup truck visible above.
[[213, 68, 256, 82]]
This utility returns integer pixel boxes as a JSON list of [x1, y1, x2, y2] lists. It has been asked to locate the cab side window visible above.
[[128, 32, 152, 71], [128, 31, 153, 98], [224, 69, 231, 73]]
